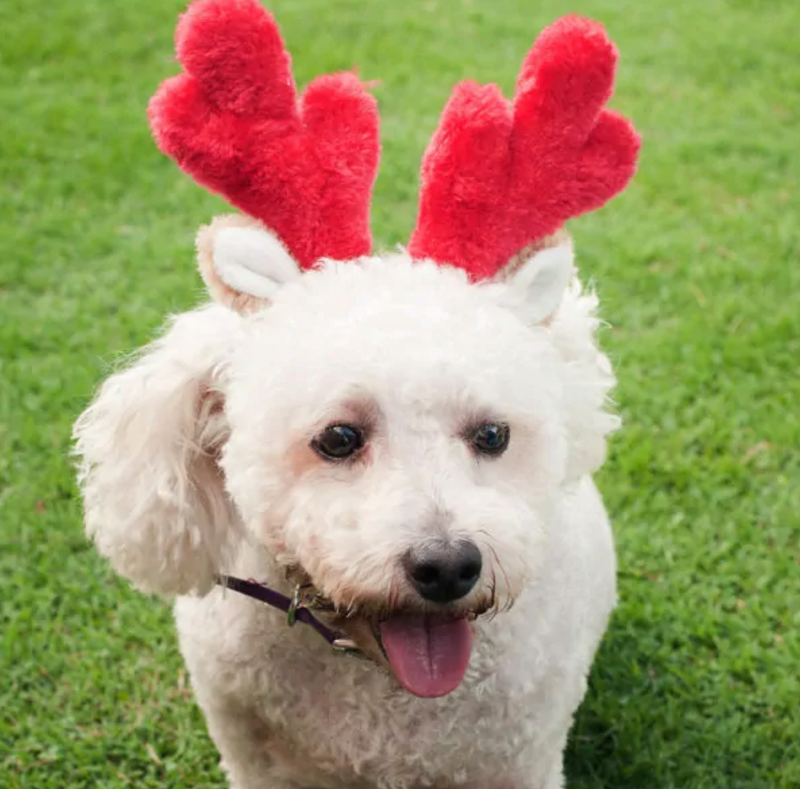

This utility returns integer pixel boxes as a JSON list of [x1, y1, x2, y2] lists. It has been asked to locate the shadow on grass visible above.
[[564, 608, 794, 789], [565, 618, 665, 788]]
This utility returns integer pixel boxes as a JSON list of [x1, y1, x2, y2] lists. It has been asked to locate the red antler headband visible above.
[[148, 0, 380, 269], [148, 0, 640, 281]]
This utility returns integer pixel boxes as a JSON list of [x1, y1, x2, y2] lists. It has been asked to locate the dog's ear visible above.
[[490, 237, 619, 481], [492, 238, 575, 325], [73, 305, 242, 595], [196, 215, 302, 314]]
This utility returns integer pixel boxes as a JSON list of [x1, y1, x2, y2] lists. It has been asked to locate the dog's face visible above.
[[74, 225, 618, 698], [225, 254, 567, 593], [217, 248, 602, 696]]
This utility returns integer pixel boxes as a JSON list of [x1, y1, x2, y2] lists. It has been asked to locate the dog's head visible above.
[[75, 0, 636, 698], [74, 220, 618, 698]]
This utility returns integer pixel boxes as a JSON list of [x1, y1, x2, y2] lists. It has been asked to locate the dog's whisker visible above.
[[490, 567, 499, 619], [387, 575, 399, 612], [483, 541, 512, 613], [497, 559, 513, 612]]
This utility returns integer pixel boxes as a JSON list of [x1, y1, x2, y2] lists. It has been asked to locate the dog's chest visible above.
[[179, 593, 546, 788], [251, 627, 540, 788]]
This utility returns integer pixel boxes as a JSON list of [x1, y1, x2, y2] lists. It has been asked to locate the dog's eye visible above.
[[469, 423, 510, 456], [312, 424, 365, 461]]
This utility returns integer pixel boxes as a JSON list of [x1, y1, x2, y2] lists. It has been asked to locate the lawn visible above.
[[1, 0, 799, 786]]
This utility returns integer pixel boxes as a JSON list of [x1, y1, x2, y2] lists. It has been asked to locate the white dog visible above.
[[73, 2, 639, 785], [74, 222, 619, 789]]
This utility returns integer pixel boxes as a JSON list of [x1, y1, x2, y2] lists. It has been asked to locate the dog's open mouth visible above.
[[377, 613, 472, 698], [273, 574, 483, 698]]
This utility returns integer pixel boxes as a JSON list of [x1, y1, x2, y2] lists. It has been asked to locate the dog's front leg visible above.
[[486, 771, 563, 789], [477, 746, 565, 789], [541, 763, 564, 789], [202, 702, 294, 789], [479, 771, 563, 789], [529, 740, 566, 789]]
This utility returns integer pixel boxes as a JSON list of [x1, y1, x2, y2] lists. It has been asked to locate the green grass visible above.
[[2, 0, 799, 786]]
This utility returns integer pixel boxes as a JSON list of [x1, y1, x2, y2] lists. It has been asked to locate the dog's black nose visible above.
[[403, 539, 482, 603]]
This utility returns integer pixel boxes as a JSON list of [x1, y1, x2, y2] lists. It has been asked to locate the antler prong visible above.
[[148, 0, 380, 268], [409, 15, 640, 280]]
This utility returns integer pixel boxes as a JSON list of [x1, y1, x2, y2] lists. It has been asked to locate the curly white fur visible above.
[[74, 244, 619, 789]]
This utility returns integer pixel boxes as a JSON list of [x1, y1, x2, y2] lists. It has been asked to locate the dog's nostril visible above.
[[411, 562, 440, 586], [459, 560, 481, 582], [403, 540, 482, 604]]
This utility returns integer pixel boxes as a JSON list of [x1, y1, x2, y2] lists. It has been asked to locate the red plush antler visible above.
[[408, 15, 640, 281], [148, 0, 380, 268]]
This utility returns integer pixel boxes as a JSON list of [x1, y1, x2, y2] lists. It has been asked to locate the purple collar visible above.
[[216, 575, 363, 656]]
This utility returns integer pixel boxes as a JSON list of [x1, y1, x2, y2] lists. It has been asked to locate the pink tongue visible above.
[[379, 614, 472, 698]]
